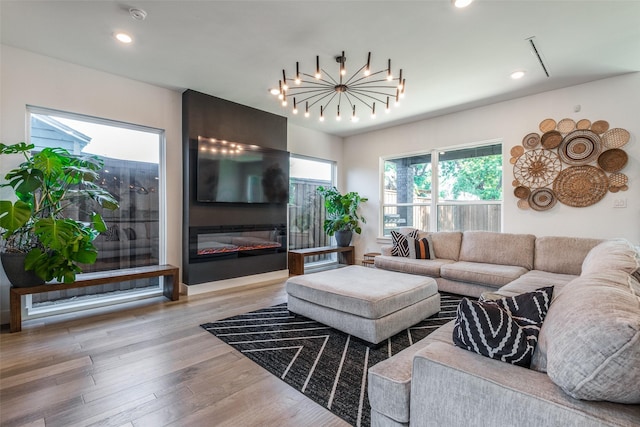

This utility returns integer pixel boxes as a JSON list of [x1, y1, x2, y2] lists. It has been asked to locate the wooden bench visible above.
[[10, 264, 180, 333], [288, 246, 355, 275]]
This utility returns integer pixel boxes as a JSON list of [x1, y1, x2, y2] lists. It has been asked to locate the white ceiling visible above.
[[1, 1, 639, 137]]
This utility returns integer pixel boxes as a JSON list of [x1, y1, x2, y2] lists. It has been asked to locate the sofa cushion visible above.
[[374, 255, 453, 277], [535, 270, 640, 403], [416, 231, 463, 261], [452, 287, 553, 367], [534, 236, 603, 275], [368, 321, 456, 424], [498, 270, 577, 297], [581, 238, 639, 276], [440, 261, 528, 288], [391, 229, 419, 257], [459, 231, 535, 269]]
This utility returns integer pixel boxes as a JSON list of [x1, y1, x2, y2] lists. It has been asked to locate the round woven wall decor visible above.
[[541, 130, 563, 149], [553, 166, 608, 207], [539, 118, 556, 133], [514, 186, 531, 199], [522, 133, 540, 149], [598, 148, 628, 172], [591, 120, 610, 134], [557, 118, 576, 134], [576, 119, 591, 130], [558, 130, 601, 165], [513, 149, 562, 189], [529, 188, 557, 211], [601, 128, 630, 149]]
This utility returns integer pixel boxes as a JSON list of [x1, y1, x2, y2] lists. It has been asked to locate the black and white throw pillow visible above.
[[390, 229, 419, 257], [452, 286, 554, 367]]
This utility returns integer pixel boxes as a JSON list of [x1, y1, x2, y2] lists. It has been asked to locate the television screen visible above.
[[196, 136, 289, 204]]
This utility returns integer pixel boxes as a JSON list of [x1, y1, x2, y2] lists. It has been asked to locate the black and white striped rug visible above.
[[201, 293, 464, 427]]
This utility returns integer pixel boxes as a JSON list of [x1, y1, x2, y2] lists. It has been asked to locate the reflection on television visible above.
[[196, 136, 289, 204]]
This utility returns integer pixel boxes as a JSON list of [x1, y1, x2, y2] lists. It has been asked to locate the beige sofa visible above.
[[369, 231, 640, 427]]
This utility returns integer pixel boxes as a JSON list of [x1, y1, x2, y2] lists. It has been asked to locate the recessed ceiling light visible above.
[[452, 0, 474, 8], [510, 70, 526, 80], [114, 32, 133, 44]]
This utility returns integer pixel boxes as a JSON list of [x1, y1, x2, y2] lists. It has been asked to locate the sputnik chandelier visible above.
[[270, 51, 406, 122]]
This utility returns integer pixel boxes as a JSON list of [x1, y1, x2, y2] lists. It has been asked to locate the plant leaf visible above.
[[0, 200, 32, 233]]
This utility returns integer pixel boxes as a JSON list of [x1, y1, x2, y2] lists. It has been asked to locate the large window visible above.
[[25, 107, 165, 316], [382, 142, 502, 236]]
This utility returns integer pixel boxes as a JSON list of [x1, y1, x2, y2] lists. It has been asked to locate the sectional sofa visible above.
[[369, 231, 640, 426]]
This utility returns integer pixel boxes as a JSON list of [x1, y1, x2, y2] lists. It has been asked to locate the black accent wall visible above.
[[182, 90, 288, 285]]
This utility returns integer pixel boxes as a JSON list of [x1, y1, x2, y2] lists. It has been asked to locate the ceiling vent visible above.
[[527, 37, 550, 78]]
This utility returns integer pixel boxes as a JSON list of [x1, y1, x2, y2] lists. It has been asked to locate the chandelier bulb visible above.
[[315, 55, 321, 79], [387, 59, 393, 81], [320, 105, 325, 121], [292, 98, 298, 114], [305, 102, 310, 118], [398, 69, 403, 89], [364, 52, 371, 76]]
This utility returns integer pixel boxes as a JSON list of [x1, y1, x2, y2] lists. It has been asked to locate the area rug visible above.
[[201, 293, 464, 427]]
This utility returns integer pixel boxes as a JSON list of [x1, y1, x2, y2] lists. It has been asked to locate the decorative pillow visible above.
[[535, 271, 640, 403], [408, 235, 435, 260], [452, 286, 554, 367], [390, 229, 419, 257]]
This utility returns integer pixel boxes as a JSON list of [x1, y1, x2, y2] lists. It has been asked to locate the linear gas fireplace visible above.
[[189, 224, 287, 263]]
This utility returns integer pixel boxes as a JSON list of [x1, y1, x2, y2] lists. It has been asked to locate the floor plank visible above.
[[0, 281, 350, 427]]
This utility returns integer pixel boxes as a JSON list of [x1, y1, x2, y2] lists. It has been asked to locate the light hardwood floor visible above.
[[0, 281, 350, 427]]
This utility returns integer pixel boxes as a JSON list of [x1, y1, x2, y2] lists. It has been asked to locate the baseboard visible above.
[[180, 269, 289, 296]]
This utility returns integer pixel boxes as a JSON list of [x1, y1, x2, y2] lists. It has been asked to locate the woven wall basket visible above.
[[553, 166, 608, 207]]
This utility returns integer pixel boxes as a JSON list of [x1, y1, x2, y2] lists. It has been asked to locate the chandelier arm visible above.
[[342, 63, 368, 86], [350, 88, 398, 97], [347, 89, 391, 104], [306, 90, 339, 109], [294, 90, 339, 105], [320, 68, 340, 86], [344, 91, 374, 110], [286, 87, 336, 95], [298, 72, 338, 86], [348, 78, 397, 87]]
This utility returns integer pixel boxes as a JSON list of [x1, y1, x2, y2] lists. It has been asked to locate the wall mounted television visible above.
[[196, 136, 290, 204]]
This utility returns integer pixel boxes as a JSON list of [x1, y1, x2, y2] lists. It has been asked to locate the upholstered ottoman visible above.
[[286, 265, 440, 344]]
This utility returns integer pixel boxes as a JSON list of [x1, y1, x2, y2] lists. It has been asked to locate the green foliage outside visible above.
[[385, 154, 502, 201]]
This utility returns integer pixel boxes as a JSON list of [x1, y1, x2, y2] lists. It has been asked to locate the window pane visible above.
[[383, 153, 432, 235], [29, 111, 162, 308], [437, 145, 502, 201], [288, 156, 335, 264]]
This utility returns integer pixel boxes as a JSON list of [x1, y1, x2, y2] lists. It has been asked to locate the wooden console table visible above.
[[10, 264, 180, 333], [288, 246, 355, 275]]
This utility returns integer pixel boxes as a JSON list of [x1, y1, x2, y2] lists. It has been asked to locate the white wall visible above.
[[344, 73, 640, 259], [0, 45, 183, 324]]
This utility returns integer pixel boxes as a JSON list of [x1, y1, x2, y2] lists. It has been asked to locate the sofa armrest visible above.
[[410, 341, 639, 427], [381, 245, 393, 256]]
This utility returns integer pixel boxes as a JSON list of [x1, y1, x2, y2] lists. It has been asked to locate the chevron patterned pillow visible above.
[[390, 229, 419, 257], [452, 286, 554, 367]]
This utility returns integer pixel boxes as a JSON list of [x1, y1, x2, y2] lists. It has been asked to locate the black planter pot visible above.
[[1, 252, 45, 287], [334, 230, 353, 247]]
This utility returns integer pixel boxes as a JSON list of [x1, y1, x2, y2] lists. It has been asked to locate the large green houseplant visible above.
[[0, 142, 119, 284], [317, 186, 367, 247]]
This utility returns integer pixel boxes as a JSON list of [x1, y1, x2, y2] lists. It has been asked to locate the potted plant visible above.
[[316, 186, 367, 247], [0, 142, 119, 285]]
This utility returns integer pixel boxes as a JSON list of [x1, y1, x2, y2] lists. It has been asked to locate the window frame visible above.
[[23, 105, 167, 318], [380, 139, 503, 237]]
